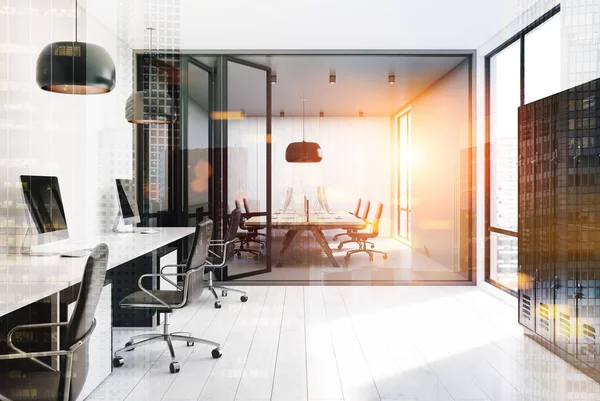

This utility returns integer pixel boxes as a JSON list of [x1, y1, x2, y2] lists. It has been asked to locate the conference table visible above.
[[245, 212, 366, 267]]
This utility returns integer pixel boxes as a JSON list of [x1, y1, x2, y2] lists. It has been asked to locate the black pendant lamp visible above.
[[126, 27, 173, 124], [285, 99, 323, 163], [36, 0, 115, 94]]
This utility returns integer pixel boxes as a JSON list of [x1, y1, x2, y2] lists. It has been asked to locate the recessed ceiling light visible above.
[[389, 74, 395, 84], [329, 73, 336, 84]]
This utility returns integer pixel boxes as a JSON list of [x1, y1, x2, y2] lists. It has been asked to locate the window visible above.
[[485, 6, 561, 295], [396, 109, 411, 242]]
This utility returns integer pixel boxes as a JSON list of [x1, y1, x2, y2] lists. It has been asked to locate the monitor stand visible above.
[[112, 210, 135, 233], [20, 228, 60, 257]]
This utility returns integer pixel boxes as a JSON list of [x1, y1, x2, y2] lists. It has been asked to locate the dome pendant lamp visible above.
[[285, 99, 323, 163], [36, 0, 116, 94], [126, 28, 173, 124]]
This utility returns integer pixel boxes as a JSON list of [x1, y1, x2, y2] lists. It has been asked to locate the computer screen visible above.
[[20, 175, 68, 235], [282, 187, 293, 213], [115, 179, 140, 223], [321, 186, 330, 213]]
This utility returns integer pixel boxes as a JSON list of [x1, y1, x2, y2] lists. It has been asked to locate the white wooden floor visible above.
[[88, 286, 600, 401]]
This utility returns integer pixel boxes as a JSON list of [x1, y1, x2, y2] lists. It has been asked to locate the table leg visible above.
[[311, 228, 339, 267], [276, 229, 299, 267]]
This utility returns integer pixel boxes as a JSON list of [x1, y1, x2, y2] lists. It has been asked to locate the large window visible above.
[[396, 109, 411, 241], [486, 6, 561, 295]]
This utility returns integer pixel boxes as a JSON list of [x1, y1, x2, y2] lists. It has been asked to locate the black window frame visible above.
[[485, 4, 561, 296]]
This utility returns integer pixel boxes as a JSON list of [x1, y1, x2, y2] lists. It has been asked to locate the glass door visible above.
[[223, 56, 272, 279]]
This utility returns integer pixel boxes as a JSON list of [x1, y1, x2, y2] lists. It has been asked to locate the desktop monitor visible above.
[[321, 186, 330, 213], [316, 186, 325, 211], [114, 179, 141, 231], [20, 175, 69, 245], [282, 187, 293, 213]]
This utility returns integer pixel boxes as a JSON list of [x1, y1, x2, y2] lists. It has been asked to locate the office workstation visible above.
[[2, 1, 600, 400]]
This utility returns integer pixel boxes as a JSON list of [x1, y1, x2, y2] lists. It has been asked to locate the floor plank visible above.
[[88, 286, 600, 401]]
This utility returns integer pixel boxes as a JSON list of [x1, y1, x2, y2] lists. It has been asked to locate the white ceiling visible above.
[[190, 55, 466, 117]]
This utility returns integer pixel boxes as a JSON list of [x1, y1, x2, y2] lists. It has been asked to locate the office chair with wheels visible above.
[[206, 207, 249, 309], [337, 200, 370, 249], [234, 200, 262, 259], [344, 202, 387, 263], [113, 220, 222, 374], [0, 244, 109, 401], [333, 198, 362, 241]]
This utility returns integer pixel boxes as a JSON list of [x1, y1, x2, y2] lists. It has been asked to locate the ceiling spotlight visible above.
[[271, 73, 277, 84], [389, 74, 396, 84], [329, 73, 336, 84], [359, 111, 364, 118], [280, 110, 285, 117], [319, 111, 324, 118]]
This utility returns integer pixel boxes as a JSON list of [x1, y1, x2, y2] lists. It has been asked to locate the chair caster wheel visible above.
[[169, 362, 180, 373], [253, 256, 259, 260], [236, 254, 241, 259], [371, 244, 375, 249], [112, 356, 124, 368], [338, 244, 343, 250], [383, 255, 388, 260], [241, 295, 248, 302], [369, 257, 374, 262], [221, 290, 228, 297], [187, 340, 194, 347], [125, 341, 134, 351], [212, 348, 222, 359], [214, 301, 222, 309]]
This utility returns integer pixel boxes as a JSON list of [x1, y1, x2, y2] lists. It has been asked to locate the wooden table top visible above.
[[245, 212, 366, 230]]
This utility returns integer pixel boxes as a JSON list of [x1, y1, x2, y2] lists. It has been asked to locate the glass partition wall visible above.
[[136, 53, 476, 283]]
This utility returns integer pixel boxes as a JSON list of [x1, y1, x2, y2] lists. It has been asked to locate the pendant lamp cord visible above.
[[301, 98, 306, 142], [75, 0, 78, 42]]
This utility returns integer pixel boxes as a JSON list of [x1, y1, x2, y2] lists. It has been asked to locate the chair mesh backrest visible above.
[[361, 200, 371, 220], [242, 198, 251, 214], [354, 198, 362, 216], [185, 220, 213, 304], [372, 203, 383, 236], [61, 243, 109, 401]]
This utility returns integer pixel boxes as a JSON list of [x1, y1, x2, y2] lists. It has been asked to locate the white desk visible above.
[[0, 227, 194, 317], [0, 227, 194, 401]]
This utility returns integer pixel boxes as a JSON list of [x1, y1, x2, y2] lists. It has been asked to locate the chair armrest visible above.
[[160, 263, 187, 275], [3, 319, 95, 371], [138, 273, 189, 308]]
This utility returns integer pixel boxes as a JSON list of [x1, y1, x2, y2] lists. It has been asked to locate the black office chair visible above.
[[0, 244, 109, 401], [243, 198, 267, 243], [206, 207, 249, 309], [344, 202, 388, 263], [333, 198, 362, 241], [234, 200, 262, 259], [112, 220, 222, 374], [337, 200, 370, 249]]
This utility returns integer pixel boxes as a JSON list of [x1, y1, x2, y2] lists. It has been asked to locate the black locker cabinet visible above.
[[518, 102, 537, 332], [519, 78, 600, 379], [534, 96, 557, 344], [573, 80, 600, 371]]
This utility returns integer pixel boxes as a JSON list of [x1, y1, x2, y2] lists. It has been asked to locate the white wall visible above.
[[1, 1, 134, 251], [409, 60, 471, 268], [227, 116, 393, 236]]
